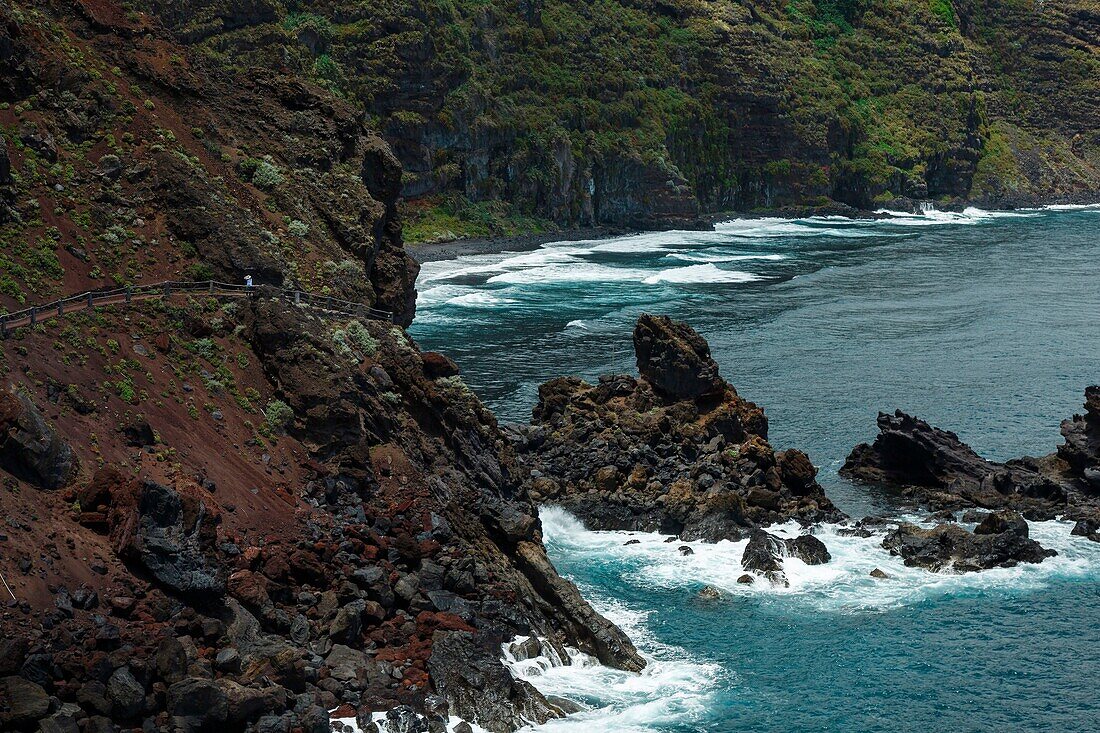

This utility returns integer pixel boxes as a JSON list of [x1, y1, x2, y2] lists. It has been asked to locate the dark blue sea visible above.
[[410, 206, 1100, 732]]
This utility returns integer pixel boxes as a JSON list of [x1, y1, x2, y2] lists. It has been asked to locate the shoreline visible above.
[[408, 226, 626, 263], [407, 197, 1100, 264]]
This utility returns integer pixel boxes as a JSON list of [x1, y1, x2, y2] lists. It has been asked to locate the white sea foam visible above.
[[331, 714, 489, 733], [663, 252, 787, 263], [501, 628, 724, 732], [419, 248, 585, 284], [1031, 203, 1100, 211], [539, 507, 1100, 613], [445, 291, 514, 308], [642, 264, 765, 285], [872, 206, 1040, 226], [487, 264, 651, 285], [712, 218, 887, 238]]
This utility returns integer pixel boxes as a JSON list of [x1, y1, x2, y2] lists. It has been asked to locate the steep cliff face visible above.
[[0, 2, 642, 731], [0, 0, 418, 325], [135, 0, 1099, 238]]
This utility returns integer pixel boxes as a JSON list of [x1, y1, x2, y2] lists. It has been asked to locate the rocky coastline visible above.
[[841, 387, 1100, 525]]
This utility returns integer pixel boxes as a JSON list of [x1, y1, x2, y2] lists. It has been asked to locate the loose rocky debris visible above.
[[512, 315, 844, 542]]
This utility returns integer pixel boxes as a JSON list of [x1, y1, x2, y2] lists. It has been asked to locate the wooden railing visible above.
[[0, 281, 393, 339]]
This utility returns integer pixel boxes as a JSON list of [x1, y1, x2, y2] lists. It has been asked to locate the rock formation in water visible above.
[[511, 314, 845, 542], [740, 529, 832, 586], [882, 510, 1056, 572], [841, 387, 1100, 528]]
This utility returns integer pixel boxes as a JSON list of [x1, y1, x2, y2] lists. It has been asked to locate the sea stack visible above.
[[512, 314, 844, 542]]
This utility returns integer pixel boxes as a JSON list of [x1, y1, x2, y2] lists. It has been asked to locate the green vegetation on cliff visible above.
[[135, 0, 1100, 234]]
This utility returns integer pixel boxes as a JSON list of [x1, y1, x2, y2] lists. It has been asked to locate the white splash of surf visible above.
[[642, 264, 765, 285]]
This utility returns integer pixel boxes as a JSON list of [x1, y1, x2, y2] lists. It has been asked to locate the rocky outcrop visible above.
[[108, 474, 225, 596], [841, 390, 1100, 521], [515, 315, 844, 541], [633, 314, 724, 400], [0, 391, 76, 490], [882, 512, 1056, 572]]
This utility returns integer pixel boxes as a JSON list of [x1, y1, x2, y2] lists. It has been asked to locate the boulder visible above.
[[0, 675, 50, 728], [166, 677, 228, 725], [633, 314, 724, 400], [108, 476, 224, 595], [422, 351, 459, 379], [105, 666, 145, 719], [0, 391, 77, 489], [326, 644, 368, 682], [974, 510, 1029, 537], [1071, 516, 1100, 541], [882, 521, 1056, 572]]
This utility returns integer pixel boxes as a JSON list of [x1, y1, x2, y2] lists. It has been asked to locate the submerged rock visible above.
[[516, 315, 844, 543], [869, 568, 889, 579], [697, 585, 723, 600]]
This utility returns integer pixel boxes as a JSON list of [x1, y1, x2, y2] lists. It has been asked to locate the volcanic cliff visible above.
[[137, 0, 1100, 239], [0, 2, 641, 731]]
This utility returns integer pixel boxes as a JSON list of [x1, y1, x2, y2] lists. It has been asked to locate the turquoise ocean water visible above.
[[410, 206, 1100, 732]]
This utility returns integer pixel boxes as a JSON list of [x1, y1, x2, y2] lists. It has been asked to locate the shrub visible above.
[[346, 320, 378, 355], [288, 219, 309, 237], [264, 399, 294, 433]]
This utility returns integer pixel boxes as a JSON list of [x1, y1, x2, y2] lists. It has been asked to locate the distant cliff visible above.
[[139, 0, 1100, 237]]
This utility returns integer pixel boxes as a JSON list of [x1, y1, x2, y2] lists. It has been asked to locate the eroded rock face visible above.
[[0, 391, 77, 490], [841, 393, 1100, 521], [428, 631, 562, 733], [516, 315, 843, 541], [882, 513, 1056, 572], [102, 471, 225, 596]]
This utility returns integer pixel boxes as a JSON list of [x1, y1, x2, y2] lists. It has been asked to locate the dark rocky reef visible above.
[[882, 511, 1056, 572], [513, 315, 844, 542], [841, 387, 1100, 525]]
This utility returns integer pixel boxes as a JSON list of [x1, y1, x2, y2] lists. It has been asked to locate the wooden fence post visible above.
[[88, 292, 94, 309], [125, 287, 132, 304], [164, 283, 171, 298], [208, 281, 214, 294], [57, 301, 64, 317], [29, 307, 36, 326], [0, 316, 6, 339]]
